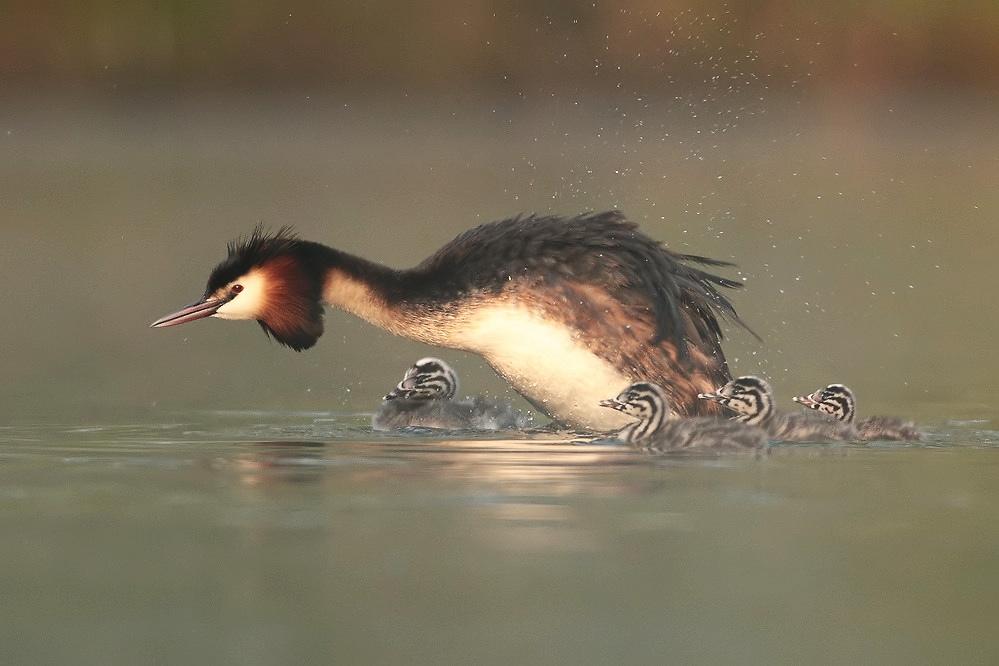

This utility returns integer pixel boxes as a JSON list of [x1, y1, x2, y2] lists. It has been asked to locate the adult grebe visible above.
[[150, 211, 751, 430], [699, 376, 858, 442], [793, 384, 921, 441], [372, 357, 533, 431], [599, 382, 766, 453]]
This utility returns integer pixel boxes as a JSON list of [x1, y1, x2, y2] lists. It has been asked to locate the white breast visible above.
[[453, 304, 635, 431]]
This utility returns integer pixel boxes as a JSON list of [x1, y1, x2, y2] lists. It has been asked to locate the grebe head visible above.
[[599, 381, 671, 441], [150, 227, 325, 351], [383, 358, 458, 401], [698, 375, 774, 426], [793, 384, 857, 423]]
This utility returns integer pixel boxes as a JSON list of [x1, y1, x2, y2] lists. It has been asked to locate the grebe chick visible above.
[[599, 382, 766, 454], [382, 357, 459, 402], [151, 212, 753, 431], [372, 357, 533, 431], [793, 384, 921, 441], [698, 376, 858, 442]]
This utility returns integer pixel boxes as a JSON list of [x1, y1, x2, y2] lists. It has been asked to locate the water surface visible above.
[[1, 415, 997, 663]]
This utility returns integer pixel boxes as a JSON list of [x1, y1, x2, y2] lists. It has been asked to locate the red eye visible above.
[[231, 284, 243, 294]]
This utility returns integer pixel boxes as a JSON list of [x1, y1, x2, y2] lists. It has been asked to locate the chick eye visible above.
[[231, 284, 243, 294]]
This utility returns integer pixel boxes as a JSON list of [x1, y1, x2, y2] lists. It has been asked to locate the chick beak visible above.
[[598, 398, 625, 412], [792, 392, 821, 409]]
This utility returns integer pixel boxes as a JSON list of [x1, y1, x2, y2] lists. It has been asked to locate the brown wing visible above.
[[551, 280, 733, 416]]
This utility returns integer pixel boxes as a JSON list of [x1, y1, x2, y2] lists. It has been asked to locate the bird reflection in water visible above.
[[221, 441, 329, 486]]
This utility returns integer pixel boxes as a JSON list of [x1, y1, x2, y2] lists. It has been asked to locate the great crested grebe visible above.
[[699, 376, 858, 442], [793, 384, 922, 441], [150, 211, 751, 430], [372, 357, 533, 431], [599, 382, 766, 453]]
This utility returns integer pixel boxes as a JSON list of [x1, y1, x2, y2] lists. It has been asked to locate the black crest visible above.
[[203, 226, 301, 296]]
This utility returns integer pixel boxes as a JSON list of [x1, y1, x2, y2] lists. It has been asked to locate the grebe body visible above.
[[699, 376, 858, 442], [372, 358, 532, 431], [793, 384, 921, 441], [599, 382, 766, 453], [151, 212, 750, 430]]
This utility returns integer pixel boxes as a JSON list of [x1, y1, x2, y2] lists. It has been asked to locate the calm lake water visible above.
[[1, 418, 997, 663], [1, 90, 998, 663]]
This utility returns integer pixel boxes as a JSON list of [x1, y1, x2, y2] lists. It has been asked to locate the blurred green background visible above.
[[3, 0, 999, 91], [1, 0, 997, 424]]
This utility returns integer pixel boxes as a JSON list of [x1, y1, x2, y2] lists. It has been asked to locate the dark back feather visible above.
[[406, 212, 749, 356]]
